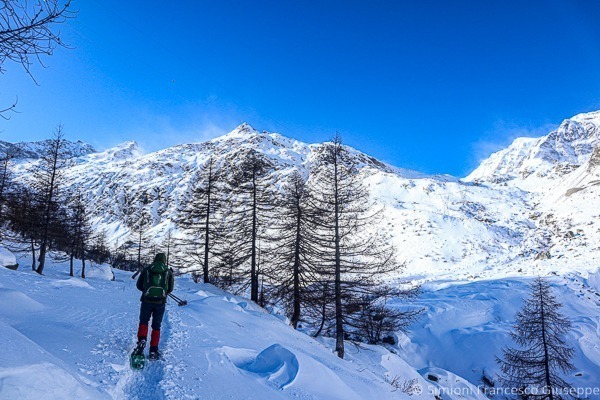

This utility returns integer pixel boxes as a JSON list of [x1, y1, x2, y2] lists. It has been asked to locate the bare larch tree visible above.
[[307, 134, 399, 358], [223, 149, 275, 302], [33, 123, 68, 274], [0, 0, 75, 75], [175, 156, 225, 283]]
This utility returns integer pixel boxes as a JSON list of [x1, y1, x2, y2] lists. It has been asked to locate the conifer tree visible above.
[[353, 284, 422, 345], [497, 277, 578, 400], [68, 190, 92, 278], [88, 228, 111, 265], [307, 134, 398, 358], [33, 124, 69, 274], [130, 190, 152, 278], [175, 156, 224, 283], [4, 184, 41, 269], [262, 170, 318, 329], [222, 149, 275, 302], [0, 145, 19, 223]]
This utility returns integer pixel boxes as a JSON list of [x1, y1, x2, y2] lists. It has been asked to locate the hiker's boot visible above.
[[149, 346, 161, 360]]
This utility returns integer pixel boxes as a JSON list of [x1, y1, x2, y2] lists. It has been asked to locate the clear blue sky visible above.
[[2, 0, 600, 176]]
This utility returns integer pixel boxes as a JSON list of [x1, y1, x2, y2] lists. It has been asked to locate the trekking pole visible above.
[[168, 293, 188, 306], [171, 293, 187, 305]]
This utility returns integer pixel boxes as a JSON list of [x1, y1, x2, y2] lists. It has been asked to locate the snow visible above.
[[394, 276, 600, 393], [4, 111, 600, 398], [0, 138, 96, 161], [0, 253, 440, 399], [228, 344, 299, 389], [1, 245, 599, 399], [418, 367, 489, 400], [0, 246, 17, 267]]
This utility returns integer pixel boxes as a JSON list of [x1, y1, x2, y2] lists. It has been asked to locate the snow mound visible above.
[[0, 288, 44, 315], [233, 344, 299, 389], [0, 321, 108, 400], [84, 264, 115, 281], [0, 247, 16, 268], [0, 363, 100, 400], [50, 278, 93, 289], [586, 270, 600, 293]]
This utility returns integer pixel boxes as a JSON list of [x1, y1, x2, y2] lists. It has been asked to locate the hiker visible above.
[[135, 252, 174, 360]]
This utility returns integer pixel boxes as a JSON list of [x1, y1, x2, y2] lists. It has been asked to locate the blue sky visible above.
[[2, 0, 600, 176]]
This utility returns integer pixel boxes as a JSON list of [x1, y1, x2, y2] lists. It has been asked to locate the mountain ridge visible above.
[[5, 111, 600, 282]]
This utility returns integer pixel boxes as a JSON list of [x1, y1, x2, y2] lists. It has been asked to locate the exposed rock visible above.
[[535, 251, 551, 260], [565, 187, 585, 197]]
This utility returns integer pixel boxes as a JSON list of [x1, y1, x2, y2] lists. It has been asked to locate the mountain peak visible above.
[[466, 109, 600, 185], [233, 122, 258, 135], [569, 110, 600, 125], [84, 140, 142, 162], [210, 123, 261, 143], [107, 140, 142, 158]]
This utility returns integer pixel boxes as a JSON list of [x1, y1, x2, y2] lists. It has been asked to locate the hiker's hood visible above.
[[154, 253, 167, 265]]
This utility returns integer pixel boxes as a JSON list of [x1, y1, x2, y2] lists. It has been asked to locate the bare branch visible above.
[[0, 0, 76, 77]]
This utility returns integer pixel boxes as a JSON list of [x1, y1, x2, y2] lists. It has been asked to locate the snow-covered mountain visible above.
[[4, 112, 600, 399], [7, 112, 600, 281], [0, 138, 96, 160], [466, 110, 600, 278], [466, 110, 600, 188]]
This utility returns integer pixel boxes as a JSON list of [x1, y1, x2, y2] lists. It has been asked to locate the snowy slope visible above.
[[0, 250, 441, 400], [0, 246, 16, 267], [466, 110, 600, 187], [5, 111, 600, 282], [465, 110, 600, 277], [395, 276, 600, 394], [6, 110, 600, 398], [2, 248, 599, 400]]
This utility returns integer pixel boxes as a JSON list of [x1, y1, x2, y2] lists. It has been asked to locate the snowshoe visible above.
[[130, 340, 146, 370]]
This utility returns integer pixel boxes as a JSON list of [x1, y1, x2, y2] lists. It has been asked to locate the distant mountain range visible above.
[[6, 111, 600, 282]]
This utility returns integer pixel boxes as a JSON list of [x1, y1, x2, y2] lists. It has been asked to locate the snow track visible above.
[[106, 299, 184, 399]]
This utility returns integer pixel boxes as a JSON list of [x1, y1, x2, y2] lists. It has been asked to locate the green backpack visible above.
[[143, 262, 169, 302]]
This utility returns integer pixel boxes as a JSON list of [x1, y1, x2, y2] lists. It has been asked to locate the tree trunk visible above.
[[81, 256, 86, 279], [203, 166, 211, 283], [36, 147, 60, 275], [333, 155, 344, 359], [250, 171, 258, 302], [37, 244, 47, 274], [291, 204, 302, 329], [0, 156, 8, 221], [30, 238, 36, 271], [69, 253, 74, 277], [539, 281, 554, 400], [313, 283, 328, 337]]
